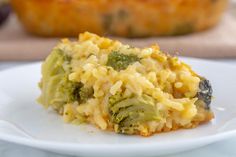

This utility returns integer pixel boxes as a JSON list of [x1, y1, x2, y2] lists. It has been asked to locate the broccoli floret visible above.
[[38, 49, 72, 108], [79, 86, 94, 103], [59, 79, 83, 103], [108, 94, 160, 134], [108, 92, 124, 107], [197, 78, 213, 110], [107, 51, 140, 71], [57, 80, 93, 105], [38, 49, 94, 110]]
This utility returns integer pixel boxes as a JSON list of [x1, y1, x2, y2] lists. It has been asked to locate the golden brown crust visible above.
[[95, 110, 214, 137], [11, 0, 228, 37], [140, 111, 214, 137]]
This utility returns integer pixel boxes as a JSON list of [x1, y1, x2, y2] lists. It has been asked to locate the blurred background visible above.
[[0, 0, 235, 60]]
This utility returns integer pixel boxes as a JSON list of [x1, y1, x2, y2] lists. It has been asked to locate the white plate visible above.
[[0, 58, 236, 157]]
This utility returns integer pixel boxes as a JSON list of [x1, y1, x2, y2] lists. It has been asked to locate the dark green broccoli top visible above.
[[108, 93, 160, 134], [79, 86, 94, 103], [107, 51, 140, 71], [197, 78, 213, 109]]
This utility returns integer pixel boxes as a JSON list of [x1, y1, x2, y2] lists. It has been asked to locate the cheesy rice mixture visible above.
[[38, 32, 213, 136]]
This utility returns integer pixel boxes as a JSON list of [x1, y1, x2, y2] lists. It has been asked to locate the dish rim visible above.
[[0, 57, 236, 151]]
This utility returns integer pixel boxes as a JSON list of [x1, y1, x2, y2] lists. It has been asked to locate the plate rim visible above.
[[0, 57, 236, 151], [0, 130, 236, 150]]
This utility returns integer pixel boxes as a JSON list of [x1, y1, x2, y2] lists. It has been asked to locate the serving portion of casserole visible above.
[[38, 32, 214, 136]]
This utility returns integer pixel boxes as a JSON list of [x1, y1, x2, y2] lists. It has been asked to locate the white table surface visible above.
[[0, 59, 236, 157]]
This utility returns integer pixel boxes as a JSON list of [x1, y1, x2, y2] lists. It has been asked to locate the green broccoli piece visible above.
[[196, 78, 213, 110], [79, 86, 94, 103], [107, 51, 140, 71], [38, 49, 93, 110], [108, 92, 125, 106], [58, 79, 83, 103], [56, 80, 93, 105], [38, 49, 71, 108], [108, 94, 160, 134]]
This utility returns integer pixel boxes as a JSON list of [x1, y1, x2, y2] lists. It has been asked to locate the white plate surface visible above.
[[0, 58, 236, 157]]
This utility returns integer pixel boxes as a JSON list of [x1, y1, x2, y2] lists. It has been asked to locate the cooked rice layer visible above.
[[38, 32, 214, 136]]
